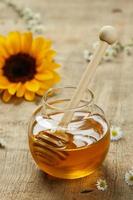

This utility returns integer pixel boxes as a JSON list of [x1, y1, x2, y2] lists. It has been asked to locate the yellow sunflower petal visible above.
[[0, 58, 5, 69], [8, 83, 20, 95], [36, 61, 60, 72], [0, 35, 9, 58], [30, 37, 45, 56], [24, 90, 35, 101], [0, 76, 10, 89], [39, 74, 60, 89], [0, 32, 60, 103], [36, 88, 46, 96], [2, 90, 12, 102], [6, 32, 21, 55], [48, 62, 60, 70], [40, 72, 60, 87], [25, 79, 40, 92], [0, 35, 5, 43], [21, 32, 32, 53], [35, 71, 53, 81], [37, 49, 56, 61], [38, 78, 55, 89], [0, 69, 3, 75], [45, 50, 57, 58], [44, 40, 52, 48], [51, 71, 61, 83], [16, 84, 25, 97], [31, 37, 52, 57], [36, 63, 46, 72]]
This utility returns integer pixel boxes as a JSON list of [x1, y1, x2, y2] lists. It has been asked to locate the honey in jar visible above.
[[28, 87, 110, 179]]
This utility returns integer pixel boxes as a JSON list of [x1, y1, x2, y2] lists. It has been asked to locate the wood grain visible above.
[[0, 0, 133, 199]]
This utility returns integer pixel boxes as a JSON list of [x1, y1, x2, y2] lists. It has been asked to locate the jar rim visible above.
[[28, 105, 109, 152], [42, 86, 94, 112]]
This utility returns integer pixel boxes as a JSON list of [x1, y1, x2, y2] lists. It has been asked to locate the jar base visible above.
[[39, 165, 97, 179]]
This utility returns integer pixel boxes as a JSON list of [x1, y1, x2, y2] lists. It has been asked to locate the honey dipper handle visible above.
[[59, 26, 117, 127]]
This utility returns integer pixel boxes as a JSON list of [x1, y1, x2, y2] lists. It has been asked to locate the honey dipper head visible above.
[[99, 26, 117, 45]]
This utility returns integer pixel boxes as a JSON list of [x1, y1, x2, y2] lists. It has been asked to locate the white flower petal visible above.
[[0, 138, 6, 148], [83, 50, 92, 62], [96, 179, 108, 191], [34, 13, 41, 21], [125, 169, 133, 186], [22, 7, 33, 16], [110, 125, 124, 141], [27, 19, 39, 26], [124, 46, 132, 55], [92, 41, 99, 50], [33, 24, 45, 34]]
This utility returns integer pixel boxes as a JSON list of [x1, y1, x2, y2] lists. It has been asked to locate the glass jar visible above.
[[28, 87, 110, 179]]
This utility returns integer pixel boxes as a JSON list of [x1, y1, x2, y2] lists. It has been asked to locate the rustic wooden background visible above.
[[0, 0, 133, 199]]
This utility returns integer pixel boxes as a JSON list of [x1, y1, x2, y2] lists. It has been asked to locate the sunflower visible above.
[[0, 32, 60, 102]]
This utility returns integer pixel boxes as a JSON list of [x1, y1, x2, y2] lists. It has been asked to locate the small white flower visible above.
[[125, 168, 133, 186], [22, 8, 41, 24], [23, 14, 33, 21], [22, 7, 34, 20], [33, 13, 41, 22], [103, 54, 114, 62], [83, 50, 92, 62], [27, 19, 39, 27], [113, 42, 123, 52], [92, 41, 99, 50], [106, 47, 117, 57], [33, 24, 45, 34], [102, 47, 117, 62], [110, 126, 124, 141], [0, 138, 6, 148], [124, 46, 133, 56], [22, 7, 33, 15], [96, 179, 108, 191]]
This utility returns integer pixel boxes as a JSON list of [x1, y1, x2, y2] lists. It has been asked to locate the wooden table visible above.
[[0, 0, 133, 199]]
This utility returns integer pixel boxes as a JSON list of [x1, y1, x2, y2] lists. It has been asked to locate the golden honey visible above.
[[29, 108, 110, 179]]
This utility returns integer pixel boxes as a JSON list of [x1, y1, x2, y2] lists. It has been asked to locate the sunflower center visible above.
[[3, 53, 36, 83]]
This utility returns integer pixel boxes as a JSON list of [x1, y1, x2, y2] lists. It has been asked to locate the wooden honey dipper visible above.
[[59, 26, 117, 128], [32, 26, 117, 166]]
